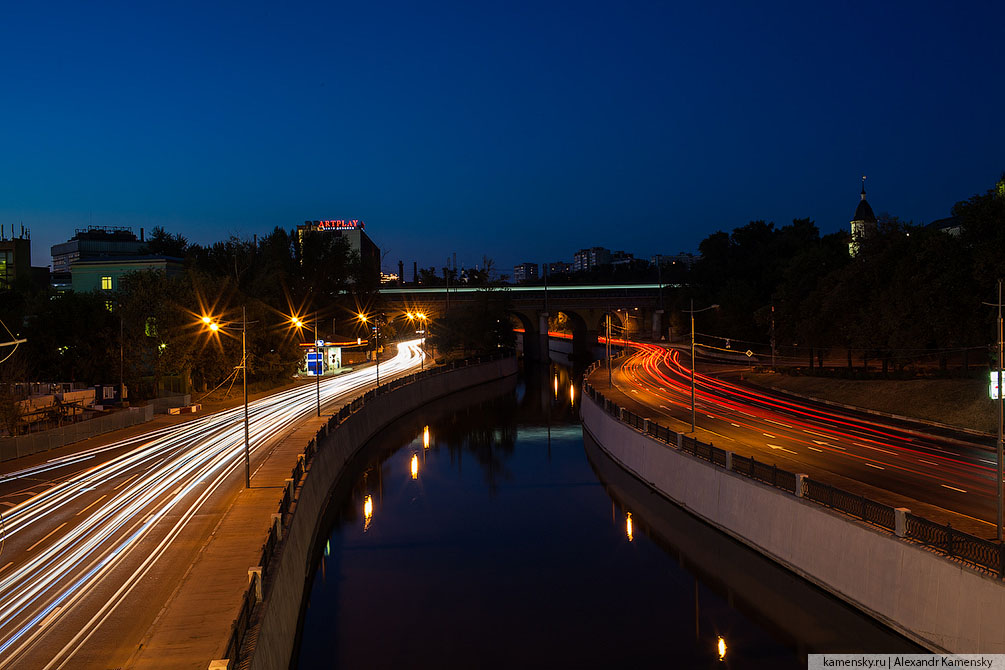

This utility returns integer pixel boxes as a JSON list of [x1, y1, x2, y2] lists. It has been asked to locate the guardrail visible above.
[[582, 373, 1005, 579], [217, 350, 515, 669]]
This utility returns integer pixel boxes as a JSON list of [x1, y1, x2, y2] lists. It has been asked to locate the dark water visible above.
[[296, 365, 921, 669]]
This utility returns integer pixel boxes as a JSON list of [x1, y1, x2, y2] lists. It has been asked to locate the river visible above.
[[296, 364, 920, 668]]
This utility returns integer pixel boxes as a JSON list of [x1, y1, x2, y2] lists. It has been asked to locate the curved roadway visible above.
[[0, 341, 424, 669], [598, 343, 998, 532]]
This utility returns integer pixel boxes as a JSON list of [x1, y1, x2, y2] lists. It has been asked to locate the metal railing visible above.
[[582, 379, 1005, 578]]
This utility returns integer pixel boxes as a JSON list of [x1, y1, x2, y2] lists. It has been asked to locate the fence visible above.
[[0, 405, 154, 462], [582, 378, 1005, 580], [221, 350, 515, 668]]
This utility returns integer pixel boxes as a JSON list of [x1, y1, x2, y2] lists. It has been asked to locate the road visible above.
[[0, 340, 423, 669], [596, 343, 999, 531]]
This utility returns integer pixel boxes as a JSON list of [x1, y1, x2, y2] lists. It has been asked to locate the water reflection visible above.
[[297, 363, 918, 669]]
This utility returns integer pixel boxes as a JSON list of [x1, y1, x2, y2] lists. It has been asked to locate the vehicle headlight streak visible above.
[[0, 341, 424, 667], [614, 343, 996, 501]]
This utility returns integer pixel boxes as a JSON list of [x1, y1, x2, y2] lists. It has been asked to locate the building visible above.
[[849, 178, 878, 257], [513, 262, 539, 283], [547, 261, 572, 276], [70, 256, 184, 294], [1, 227, 49, 291], [927, 216, 961, 237], [650, 253, 697, 270], [297, 219, 380, 282], [572, 247, 611, 273], [611, 250, 634, 267], [0, 235, 31, 290], [51, 227, 145, 275]]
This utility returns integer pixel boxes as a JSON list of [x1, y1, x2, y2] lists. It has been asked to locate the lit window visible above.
[[105, 300, 114, 312], [101, 276, 113, 290]]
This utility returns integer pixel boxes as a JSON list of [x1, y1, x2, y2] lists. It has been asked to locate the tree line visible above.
[[678, 175, 1005, 375], [0, 226, 381, 403]]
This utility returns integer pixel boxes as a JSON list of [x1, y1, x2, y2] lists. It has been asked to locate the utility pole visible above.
[[315, 311, 321, 417], [242, 306, 250, 489], [770, 305, 777, 372], [656, 255, 663, 311], [120, 315, 124, 403], [998, 279, 1003, 541], [607, 313, 612, 388], [691, 298, 696, 433]]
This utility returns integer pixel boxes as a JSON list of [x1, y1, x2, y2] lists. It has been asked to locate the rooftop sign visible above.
[[306, 219, 364, 231]]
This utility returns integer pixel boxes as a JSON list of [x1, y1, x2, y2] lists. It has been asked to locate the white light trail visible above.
[[0, 340, 424, 667]]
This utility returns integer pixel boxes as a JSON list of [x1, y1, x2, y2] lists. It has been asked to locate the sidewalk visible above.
[[127, 414, 326, 669]]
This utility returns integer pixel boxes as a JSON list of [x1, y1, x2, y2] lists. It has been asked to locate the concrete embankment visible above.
[[247, 355, 518, 670], [581, 390, 1005, 654]]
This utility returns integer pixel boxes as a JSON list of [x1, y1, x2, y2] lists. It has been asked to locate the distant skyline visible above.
[[4, 1, 1003, 275]]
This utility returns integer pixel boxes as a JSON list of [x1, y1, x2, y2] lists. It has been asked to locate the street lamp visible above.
[[201, 307, 252, 488], [358, 312, 385, 385], [684, 300, 719, 433], [407, 311, 429, 370], [290, 313, 322, 417]]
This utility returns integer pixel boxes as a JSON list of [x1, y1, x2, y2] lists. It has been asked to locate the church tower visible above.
[[849, 176, 877, 257]]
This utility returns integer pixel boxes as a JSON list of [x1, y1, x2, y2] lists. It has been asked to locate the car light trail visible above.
[[0, 341, 424, 668], [607, 343, 999, 522]]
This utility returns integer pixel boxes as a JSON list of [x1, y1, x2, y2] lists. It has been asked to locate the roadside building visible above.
[[297, 219, 380, 283], [513, 262, 539, 283], [1, 228, 50, 291], [0, 234, 32, 290], [51, 227, 145, 275], [70, 256, 184, 295]]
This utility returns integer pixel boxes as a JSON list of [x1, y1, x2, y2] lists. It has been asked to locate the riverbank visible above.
[[743, 372, 995, 435]]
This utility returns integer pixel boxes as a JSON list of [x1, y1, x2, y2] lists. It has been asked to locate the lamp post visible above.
[[408, 312, 428, 370], [290, 313, 322, 417], [201, 309, 251, 488], [685, 300, 719, 433], [606, 313, 612, 388], [315, 312, 320, 416], [358, 312, 385, 385]]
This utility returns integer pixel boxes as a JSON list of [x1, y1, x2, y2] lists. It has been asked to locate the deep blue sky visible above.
[[4, 1, 1003, 275]]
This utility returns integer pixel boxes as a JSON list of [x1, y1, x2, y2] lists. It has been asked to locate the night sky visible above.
[[4, 1, 1003, 275]]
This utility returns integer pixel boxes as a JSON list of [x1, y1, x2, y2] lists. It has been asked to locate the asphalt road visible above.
[[0, 341, 424, 670], [595, 343, 999, 532]]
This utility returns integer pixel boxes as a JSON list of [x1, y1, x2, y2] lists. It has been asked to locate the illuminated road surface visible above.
[[0, 341, 423, 669], [601, 343, 998, 526]]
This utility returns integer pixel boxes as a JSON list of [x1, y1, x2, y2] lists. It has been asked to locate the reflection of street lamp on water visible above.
[[363, 494, 374, 532]]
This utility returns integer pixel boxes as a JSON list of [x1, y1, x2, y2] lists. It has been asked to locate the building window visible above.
[[105, 300, 115, 312], [101, 276, 112, 290]]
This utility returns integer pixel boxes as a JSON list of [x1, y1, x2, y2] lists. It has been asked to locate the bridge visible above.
[[379, 283, 672, 361]]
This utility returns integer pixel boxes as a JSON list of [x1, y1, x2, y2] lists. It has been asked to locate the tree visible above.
[[142, 226, 189, 257]]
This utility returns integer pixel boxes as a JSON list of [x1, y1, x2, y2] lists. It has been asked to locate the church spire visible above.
[[861, 175, 867, 200]]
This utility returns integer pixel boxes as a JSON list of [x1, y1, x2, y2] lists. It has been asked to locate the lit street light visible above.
[[684, 300, 719, 433], [358, 312, 386, 385], [201, 307, 252, 488], [407, 312, 429, 370], [290, 312, 323, 417]]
